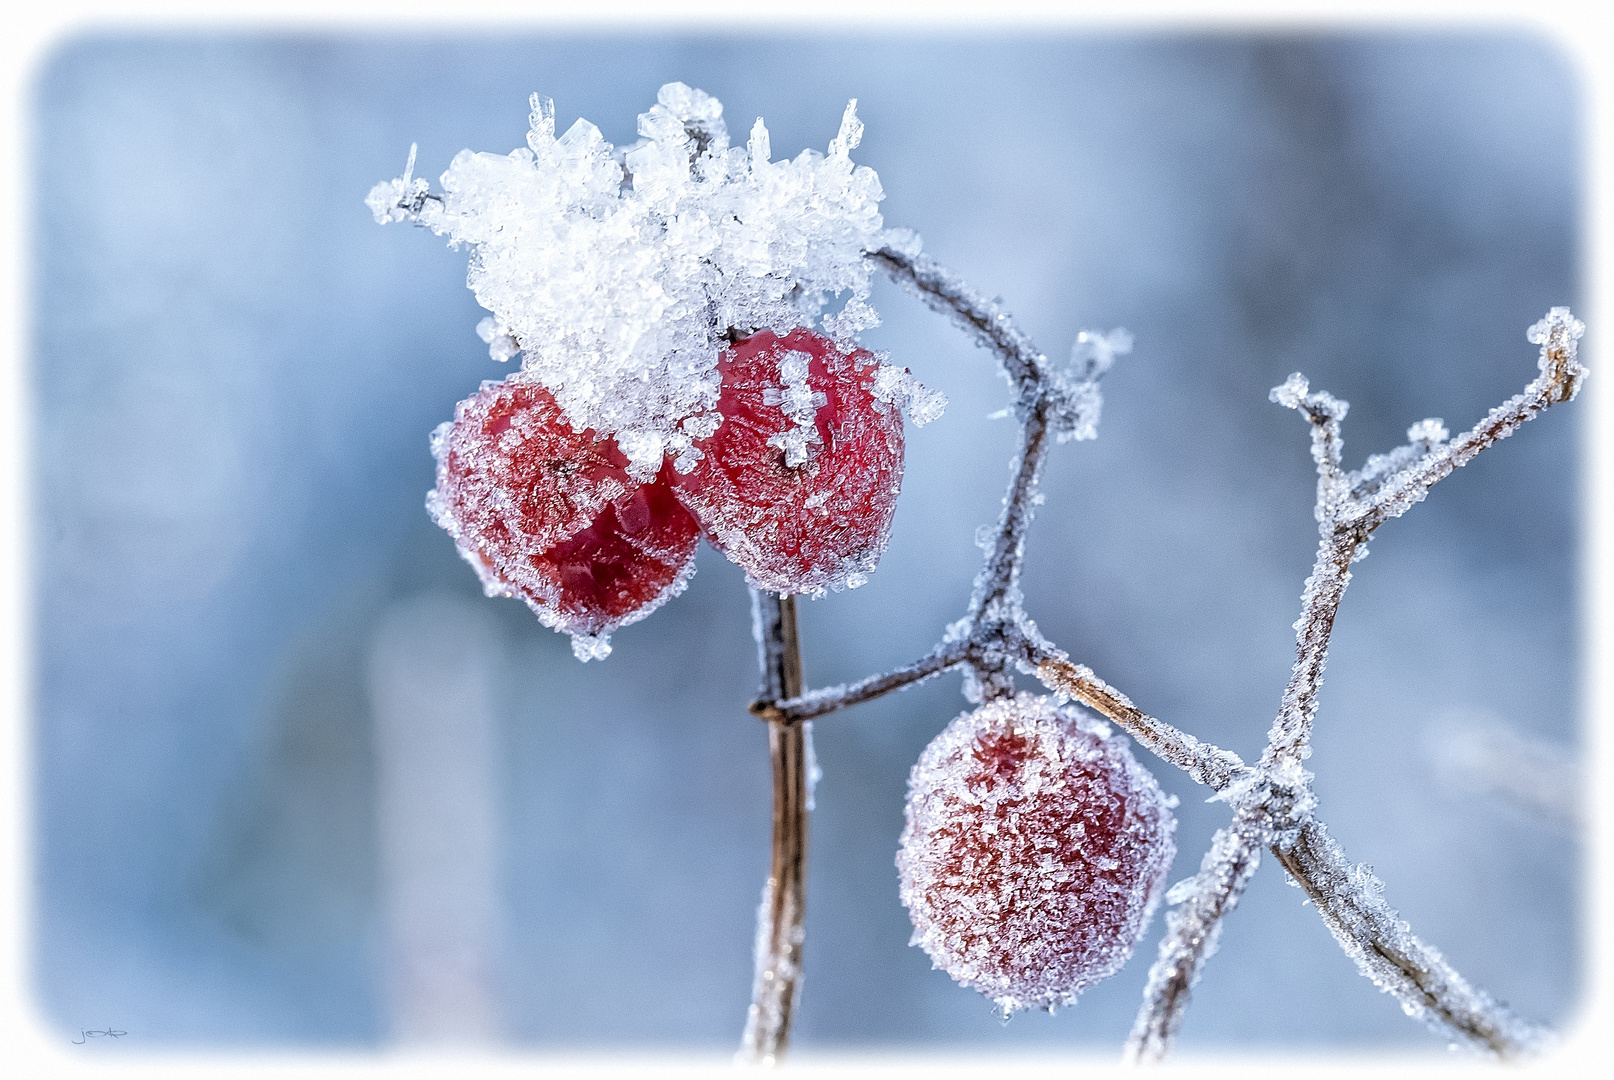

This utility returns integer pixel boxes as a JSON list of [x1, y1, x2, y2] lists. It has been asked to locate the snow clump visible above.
[[368, 83, 901, 481]]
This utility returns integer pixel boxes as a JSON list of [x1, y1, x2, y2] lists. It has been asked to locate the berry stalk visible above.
[[740, 591, 809, 1064]]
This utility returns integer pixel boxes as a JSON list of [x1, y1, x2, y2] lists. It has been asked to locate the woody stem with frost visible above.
[[739, 591, 808, 1064], [752, 245, 1576, 1060]]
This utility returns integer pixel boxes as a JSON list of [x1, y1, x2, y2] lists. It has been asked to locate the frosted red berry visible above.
[[896, 694, 1176, 1014], [670, 328, 905, 594], [428, 376, 700, 643]]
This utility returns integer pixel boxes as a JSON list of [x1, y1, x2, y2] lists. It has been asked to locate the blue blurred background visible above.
[[28, 29, 1582, 1054]]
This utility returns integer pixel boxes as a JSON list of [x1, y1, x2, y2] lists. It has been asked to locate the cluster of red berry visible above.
[[428, 328, 905, 645], [430, 324, 1173, 1011]]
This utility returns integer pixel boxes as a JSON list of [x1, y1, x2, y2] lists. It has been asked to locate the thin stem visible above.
[[1032, 654, 1248, 792], [1356, 352, 1586, 534], [870, 246, 1068, 699], [976, 400, 1051, 615], [740, 592, 809, 1065], [869, 246, 1046, 395], [1271, 819, 1546, 1058], [1125, 809, 1268, 1063], [1261, 536, 1358, 772], [751, 639, 971, 724]]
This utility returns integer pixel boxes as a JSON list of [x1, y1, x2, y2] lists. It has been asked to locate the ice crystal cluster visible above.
[[368, 82, 924, 482], [897, 694, 1177, 1015]]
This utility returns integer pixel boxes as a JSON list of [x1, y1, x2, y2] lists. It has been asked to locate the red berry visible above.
[[428, 377, 700, 646], [669, 328, 904, 594], [896, 694, 1176, 1014]]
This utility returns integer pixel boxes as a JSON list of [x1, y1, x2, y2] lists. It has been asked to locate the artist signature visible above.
[[72, 1028, 127, 1044]]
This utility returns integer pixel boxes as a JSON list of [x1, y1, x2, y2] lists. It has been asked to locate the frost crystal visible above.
[[1047, 327, 1130, 443], [897, 694, 1176, 1015], [763, 350, 828, 467], [370, 83, 889, 481], [1269, 372, 1311, 410], [870, 362, 948, 427], [474, 316, 521, 363], [1405, 418, 1449, 445], [1526, 305, 1585, 349]]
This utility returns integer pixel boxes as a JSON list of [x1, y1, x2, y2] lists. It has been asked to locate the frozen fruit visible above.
[[670, 327, 904, 594], [896, 694, 1176, 1014], [428, 376, 700, 649]]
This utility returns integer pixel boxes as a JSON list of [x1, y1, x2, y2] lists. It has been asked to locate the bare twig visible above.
[[1353, 307, 1586, 535], [976, 401, 1052, 615], [1429, 715, 1581, 827], [870, 246, 1047, 397], [1136, 314, 1584, 1059], [1263, 308, 1585, 773], [870, 246, 1054, 699], [775, 249, 1578, 1061], [1261, 537, 1358, 774], [1272, 819, 1547, 1058], [1032, 654, 1248, 792], [870, 246, 1127, 707], [750, 638, 971, 724], [740, 591, 809, 1065], [1125, 808, 1269, 1063]]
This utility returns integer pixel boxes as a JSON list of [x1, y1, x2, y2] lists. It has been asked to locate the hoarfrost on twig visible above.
[[765, 256, 1578, 1060], [1125, 810, 1268, 1063], [1273, 820, 1551, 1057], [377, 79, 1581, 1061], [1427, 712, 1580, 827]]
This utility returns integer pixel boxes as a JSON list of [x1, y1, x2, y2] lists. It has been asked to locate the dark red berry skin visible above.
[[428, 377, 700, 637], [671, 328, 904, 594]]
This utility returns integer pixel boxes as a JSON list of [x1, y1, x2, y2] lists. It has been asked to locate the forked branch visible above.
[[1273, 820, 1549, 1057], [1133, 312, 1583, 1059], [1264, 307, 1586, 771], [824, 249, 1578, 1062]]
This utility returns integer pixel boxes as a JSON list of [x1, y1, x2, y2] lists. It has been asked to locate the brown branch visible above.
[[1032, 654, 1248, 792], [1125, 809, 1268, 1063], [750, 639, 972, 725], [739, 592, 809, 1064], [869, 246, 1047, 396], [1272, 819, 1546, 1058]]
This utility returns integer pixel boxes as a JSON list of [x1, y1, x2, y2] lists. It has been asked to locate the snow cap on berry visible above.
[[897, 694, 1176, 1015], [370, 84, 898, 481]]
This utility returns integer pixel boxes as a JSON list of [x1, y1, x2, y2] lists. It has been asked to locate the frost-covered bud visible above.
[[897, 694, 1176, 1015]]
